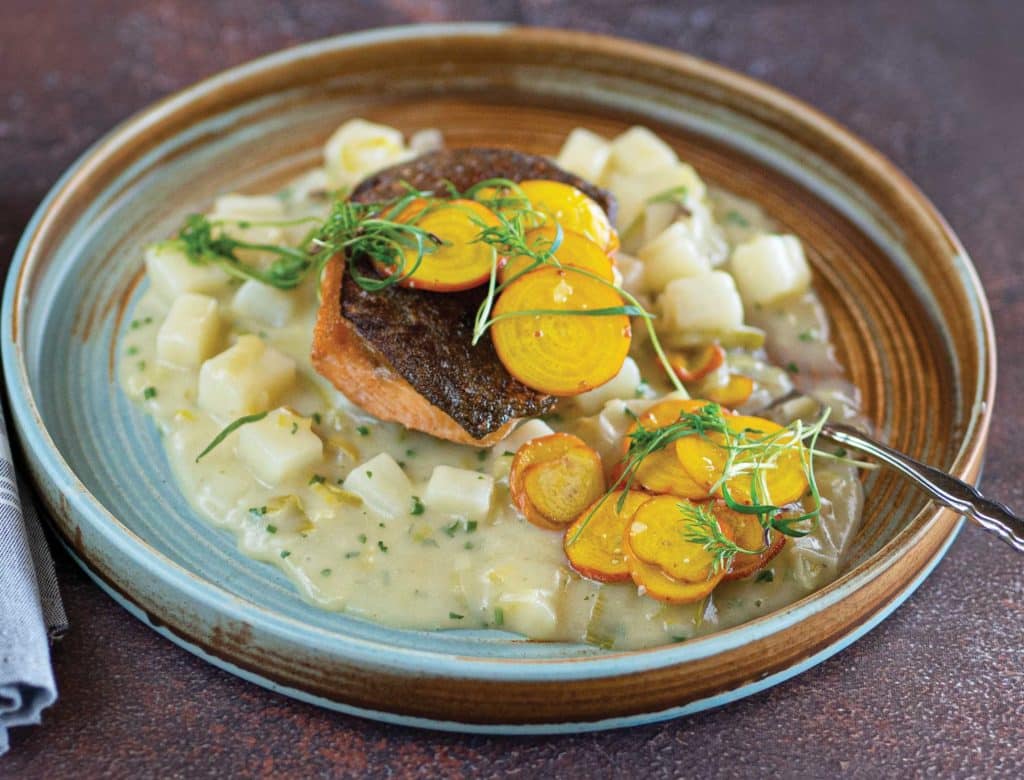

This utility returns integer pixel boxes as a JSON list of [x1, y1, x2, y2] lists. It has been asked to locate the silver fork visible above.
[[821, 421, 1024, 552]]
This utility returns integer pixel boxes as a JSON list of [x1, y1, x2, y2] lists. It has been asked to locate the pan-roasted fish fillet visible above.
[[312, 148, 616, 445]]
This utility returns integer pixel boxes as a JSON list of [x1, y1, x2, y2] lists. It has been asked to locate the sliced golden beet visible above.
[[626, 495, 731, 583], [522, 449, 606, 528], [491, 267, 631, 396], [564, 490, 653, 583], [510, 433, 605, 530], [518, 180, 619, 253], [669, 344, 726, 384], [705, 374, 754, 407], [383, 199, 501, 291], [675, 414, 808, 506], [619, 399, 711, 499], [500, 227, 615, 285], [714, 501, 788, 581], [623, 526, 724, 605]]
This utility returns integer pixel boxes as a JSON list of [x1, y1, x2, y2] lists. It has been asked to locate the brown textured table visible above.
[[2, 1, 1022, 777]]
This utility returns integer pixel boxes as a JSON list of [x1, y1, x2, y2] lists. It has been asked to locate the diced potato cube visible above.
[[500, 420, 556, 455], [145, 243, 231, 302], [156, 293, 222, 367], [613, 251, 647, 297], [237, 408, 323, 485], [499, 590, 560, 639], [606, 163, 706, 232], [731, 234, 812, 306], [607, 126, 678, 175], [489, 419, 555, 479], [574, 357, 642, 415], [657, 271, 744, 333], [209, 194, 288, 266], [424, 466, 494, 520], [638, 222, 712, 291], [198, 335, 296, 419], [211, 194, 285, 221], [324, 119, 409, 190], [232, 280, 296, 328], [556, 128, 611, 183], [343, 452, 413, 518]]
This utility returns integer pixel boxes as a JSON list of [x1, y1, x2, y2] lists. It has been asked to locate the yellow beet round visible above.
[[621, 399, 711, 499], [626, 495, 729, 583], [623, 525, 724, 605], [675, 414, 808, 506], [491, 267, 631, 396], [500, 227, 615, 285], [510, 433, 605, 531], [387, 199, 500, 291], [518, 180, 619, 253], [564, 490, 653, 583]]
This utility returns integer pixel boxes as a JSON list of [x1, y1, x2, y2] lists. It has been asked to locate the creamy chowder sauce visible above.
[[119, 122, 865, 650]]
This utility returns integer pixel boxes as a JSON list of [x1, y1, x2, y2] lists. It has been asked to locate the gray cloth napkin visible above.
[[0, 409, 66, 755]]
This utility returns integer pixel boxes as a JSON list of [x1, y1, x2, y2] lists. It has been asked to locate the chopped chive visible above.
[[671, 635, 689, 643], [405, 448, 416, 457], [377, 540, 388, 552], [143, 386, 158, 400], [785, 361, 800, 374], [279, 550, 291, 559], [365, 470, 373, 479], [357, 533, 367, 544], [266, 524, 278, 534], [798, 329, 816, 342], [756, 570, 774, 583], [466, 520, 478, 533], [311, 412, 322, 425], [344, 551, 360, 559], [290, 422, 298, 434], [493, 607, 504, 626], [410, 496, 425, 516], [137, 360, 147, 371], [309, 474, 325, 485], [502, 450, 515, 457], [125, 345, 139, 356], [195, 411, 269, 462], [320, 568, 332, 576], [443, 521, 459, 537], [834, 447, 848, 458], [476, 450, 487, 462], [248, 506, 267, 517], [464, 541, 474, 550], [356, 425, 370, 436], [449, 612, 464, 620]]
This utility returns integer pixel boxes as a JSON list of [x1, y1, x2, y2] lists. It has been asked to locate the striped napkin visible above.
[[0, 409, 67, 754]]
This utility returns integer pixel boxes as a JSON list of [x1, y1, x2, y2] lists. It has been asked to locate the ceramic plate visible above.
[[2, 24, 995, 732]]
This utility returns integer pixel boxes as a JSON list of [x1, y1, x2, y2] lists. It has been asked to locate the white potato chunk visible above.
[[198, 335, 296, 419], [145, 243, 231, 302], [237, 408, 323, 486], [556, 128, 611, 183], [498, 589, 560, 640], [613, 251, 647, 297], [500, 419, 555, 454], [156, 293, 222, 367], [657, 271, 744, 333], [424, 466, 494, 520], [324, 119, 409, 190], [606, 163, 706, 232], [231, 280, 296, 328], [343, 452, 413, 518], [638, 222, 712, 291], [607, 126, 678, 175], [574, 356, 641, 415], [731, 234, 811, 306], [209, 194, 288, 266]]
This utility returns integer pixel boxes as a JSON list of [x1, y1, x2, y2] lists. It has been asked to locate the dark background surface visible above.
[[2, 1, 1022, 777]]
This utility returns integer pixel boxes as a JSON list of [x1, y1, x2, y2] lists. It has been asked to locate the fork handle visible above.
[[823, 423, 1024, 552]]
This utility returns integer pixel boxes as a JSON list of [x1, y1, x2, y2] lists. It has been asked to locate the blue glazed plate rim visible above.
[[0, 23, 994, 717]]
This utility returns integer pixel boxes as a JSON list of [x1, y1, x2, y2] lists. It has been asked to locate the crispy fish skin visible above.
[[314, 147, 616, 443]]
